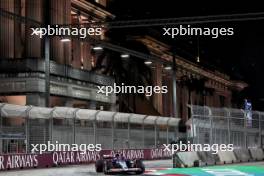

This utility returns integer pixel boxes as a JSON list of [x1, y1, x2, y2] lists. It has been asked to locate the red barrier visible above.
[[0, 148, 171, 171]]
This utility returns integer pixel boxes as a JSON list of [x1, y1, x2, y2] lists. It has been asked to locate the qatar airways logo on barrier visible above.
[[107, 149, 172, 160], [150, 148, 171, 159], [0, 154, 38, 170], [110, 149, 144, 160], [52, 151, 100, 165]]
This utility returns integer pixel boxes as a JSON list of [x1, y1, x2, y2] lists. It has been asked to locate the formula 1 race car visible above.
[[95, 153, 145, 175]]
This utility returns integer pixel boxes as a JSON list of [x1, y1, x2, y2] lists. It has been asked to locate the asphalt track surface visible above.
[[145, 161, 264, 176], [1, 160, 264, 176]]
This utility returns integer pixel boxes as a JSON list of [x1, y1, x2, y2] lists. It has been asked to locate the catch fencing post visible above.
[[227, 110, 231, 144], [25, 106, 33, 153], [188, 105, 197, 144], [205, 106, 213, 145], [191, 106, 196, 143], [242, 109, 247, 148], [209, 108, 213, 145], [49, 108, 56, 144], [94, 111, 100, 145], [127, 114, 132, 149], [258, 112, 262, 148], [166, 118, 170, 145], [241, 109, 247, 148], [73, 109, 80, 144], [142, 115, 148, 148], [0, 104, 6, 153], [112, 112, 118, 150], [154, 117, 158, 148], [224, 108, 231, 144], [261, 113, 264, 148]]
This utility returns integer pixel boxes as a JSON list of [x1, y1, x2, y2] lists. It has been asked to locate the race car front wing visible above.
[[106, 167, 142, 173]]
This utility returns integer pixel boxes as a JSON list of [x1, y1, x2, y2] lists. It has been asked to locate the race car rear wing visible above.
[[102, 154, 114, 159]]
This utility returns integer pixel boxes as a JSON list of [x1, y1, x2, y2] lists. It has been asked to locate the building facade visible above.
[[131, 36, 247, 120], [0, 0, 248, 118], [0, 0, 115, 109]]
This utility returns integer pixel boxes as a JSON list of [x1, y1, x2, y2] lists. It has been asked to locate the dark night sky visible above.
[[108, 1, 264, 110]]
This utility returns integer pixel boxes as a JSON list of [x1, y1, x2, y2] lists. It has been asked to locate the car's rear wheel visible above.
[[95, 160, 104, 173], [104, 160, 113, 174], [135, 160, 145, 174]]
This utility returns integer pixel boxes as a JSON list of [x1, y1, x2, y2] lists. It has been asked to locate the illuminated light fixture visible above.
[[60, 38, 71, 42], [93, 46, 103, 51], [144, 60, 152, 65], [164, 65, 172, 70], [196, 56, 200, 63], [196, 37, 200, 63], [120, 54, 130, 58]]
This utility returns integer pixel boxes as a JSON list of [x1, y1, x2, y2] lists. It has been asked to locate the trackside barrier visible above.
[[0, 148, 171, 171], [174, 151, 200, 167], [217, 151, 237, 164], [249, 148, 264, 161], [197, 151, 217, 166], [233, 149, 251, 162], [173, 148, 264, 168]]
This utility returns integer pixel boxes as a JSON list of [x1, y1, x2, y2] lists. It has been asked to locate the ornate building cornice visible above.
[[71, 0, 115, 20], [135, 36, 248, 91]]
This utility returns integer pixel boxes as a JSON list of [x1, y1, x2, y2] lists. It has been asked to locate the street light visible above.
[[164, 65, 172, 70], [92, 46, 103, 51], [120, 53, 130, 58], [144, 60, 152, 65], [196, 37, 200, 63], [196, 56, 200, 63], [60, 38, 71, 42]]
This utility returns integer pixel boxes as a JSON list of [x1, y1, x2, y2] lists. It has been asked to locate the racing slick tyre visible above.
[[95, 159, 104, 173], [104, 160, 114, 175], [135, 160, 145, 174]]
